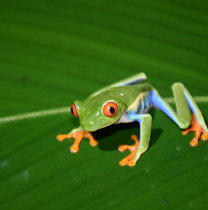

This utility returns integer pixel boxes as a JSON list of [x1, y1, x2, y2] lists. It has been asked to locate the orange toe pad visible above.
[[118, 134, 139, 167], [56, 130, 98, 153], [182, 114, 208, 146]]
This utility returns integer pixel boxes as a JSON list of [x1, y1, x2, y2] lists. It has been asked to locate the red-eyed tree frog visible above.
[[57, 73, 208, 167]]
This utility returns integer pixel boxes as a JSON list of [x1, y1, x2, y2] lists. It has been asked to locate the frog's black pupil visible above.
[[110, 107, 115, 114], [71, 106, 74, 116]]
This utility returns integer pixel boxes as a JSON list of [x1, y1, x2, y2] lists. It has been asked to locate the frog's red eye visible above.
[[71, 103, 79, 118], [103, 101, 118, 118]]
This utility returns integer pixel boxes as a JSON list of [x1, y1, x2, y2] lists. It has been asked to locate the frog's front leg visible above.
[[56, 127, 98, 153], [118, 113, 152, 166]]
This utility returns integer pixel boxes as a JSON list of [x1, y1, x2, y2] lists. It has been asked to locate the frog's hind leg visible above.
[[150, 83, 208, 146]]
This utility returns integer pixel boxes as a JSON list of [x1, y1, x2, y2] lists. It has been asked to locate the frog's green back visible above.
[[87, 82, 154, 109], [90, 73, 147, 97]]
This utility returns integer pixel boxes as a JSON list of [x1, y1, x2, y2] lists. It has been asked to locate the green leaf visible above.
[[0, 0, 208, 209]]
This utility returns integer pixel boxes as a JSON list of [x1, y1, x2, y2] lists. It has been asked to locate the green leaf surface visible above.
[[0, 0, 208, 209]]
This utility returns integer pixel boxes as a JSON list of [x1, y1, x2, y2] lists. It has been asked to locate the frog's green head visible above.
[[70, 92, 128, 132]]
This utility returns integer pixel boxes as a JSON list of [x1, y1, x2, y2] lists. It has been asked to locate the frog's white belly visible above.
[[116, 112, 134, 124]]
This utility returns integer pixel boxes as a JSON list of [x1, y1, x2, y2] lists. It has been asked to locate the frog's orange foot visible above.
[[56, 130, 98, 153], [182, 114, 208, 147], [118, 134, 140, 167], [85, 132, 98, 147]]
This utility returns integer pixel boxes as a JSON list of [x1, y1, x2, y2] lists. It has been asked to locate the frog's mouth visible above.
[[81, 119, 120, 133], [81, 122, 113, 132], [80, 108, 127, 132]]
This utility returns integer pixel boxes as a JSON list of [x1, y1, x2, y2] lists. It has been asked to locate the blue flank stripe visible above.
[[137, 99, 143, 113], [137, 93, 151, 114], [143, 95, 149, 111], [149, 90, 177, 123]]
